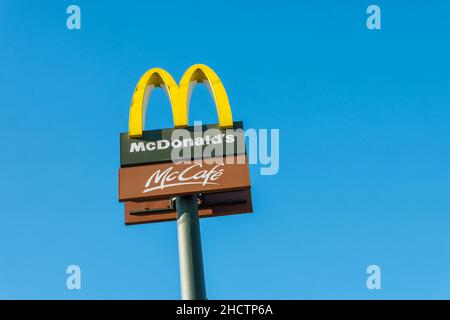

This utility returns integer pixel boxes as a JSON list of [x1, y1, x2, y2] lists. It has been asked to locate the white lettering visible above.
[[146, 142, 156, 151], [143, 164, 224, 193], [157, 140, 170, 149], [130, 142, 145, 153]]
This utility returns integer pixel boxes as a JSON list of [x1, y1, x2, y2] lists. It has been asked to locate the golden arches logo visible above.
[[128, 64, 234, 138]]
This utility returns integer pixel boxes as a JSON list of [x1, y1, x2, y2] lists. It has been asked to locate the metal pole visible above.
[[176, 195, 207, 300]]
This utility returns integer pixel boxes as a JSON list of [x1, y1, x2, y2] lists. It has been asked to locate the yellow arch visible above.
[[177, 64, 233, 129], [128, 64, 234, 138], [128, 68, 185, 138]]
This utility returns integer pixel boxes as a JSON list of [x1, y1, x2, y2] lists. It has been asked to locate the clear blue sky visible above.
[[0, 0, 449, 299]]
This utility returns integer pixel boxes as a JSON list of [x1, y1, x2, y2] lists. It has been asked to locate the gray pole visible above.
[[176, 195, 207, 300]]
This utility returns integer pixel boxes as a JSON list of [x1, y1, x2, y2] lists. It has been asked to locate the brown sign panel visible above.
[[118, 155, 250, 202], [124, 189, 253, 225]]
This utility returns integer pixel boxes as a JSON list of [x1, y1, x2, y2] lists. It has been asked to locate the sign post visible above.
[[176, 195, 207, 300], [118, 64, 253, 300]]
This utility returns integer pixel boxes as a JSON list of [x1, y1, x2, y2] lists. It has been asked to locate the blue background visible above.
[[0, 0, 449, 299]]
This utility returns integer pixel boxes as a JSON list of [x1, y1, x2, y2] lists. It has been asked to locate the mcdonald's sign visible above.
[[118, 64, 253, 225]]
